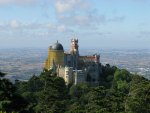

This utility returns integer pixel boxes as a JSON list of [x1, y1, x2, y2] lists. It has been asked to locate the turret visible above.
[[94, 54, 100, 63], [71, 38, 79, 54], [70, 38, 79, 69]]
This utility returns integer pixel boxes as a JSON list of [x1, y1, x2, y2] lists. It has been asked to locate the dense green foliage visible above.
[[0, 64, 150, 113], [0, 72, 28, 112]]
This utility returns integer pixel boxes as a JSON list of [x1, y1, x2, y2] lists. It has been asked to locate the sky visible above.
[[0, 0, 150, 49]]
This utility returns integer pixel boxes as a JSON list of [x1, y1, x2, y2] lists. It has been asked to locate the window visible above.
[[66, 71, 69, 75]]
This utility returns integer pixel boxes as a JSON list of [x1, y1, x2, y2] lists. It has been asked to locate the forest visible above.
[[0, 64, 150, 113]]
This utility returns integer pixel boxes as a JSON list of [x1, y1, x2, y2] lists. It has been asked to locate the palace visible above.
[[44, 38, 102, 85]]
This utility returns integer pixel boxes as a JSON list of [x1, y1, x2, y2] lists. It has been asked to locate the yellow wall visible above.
[[44, 48, 64, 69]]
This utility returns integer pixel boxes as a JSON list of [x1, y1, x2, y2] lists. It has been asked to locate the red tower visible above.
[[71, 38, 79, 54]]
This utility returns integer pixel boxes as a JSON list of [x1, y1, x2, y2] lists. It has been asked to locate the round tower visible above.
[[45, 41, 64, 69]]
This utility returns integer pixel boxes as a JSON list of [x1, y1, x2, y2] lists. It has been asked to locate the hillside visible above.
[[0, 65, 150, 113]]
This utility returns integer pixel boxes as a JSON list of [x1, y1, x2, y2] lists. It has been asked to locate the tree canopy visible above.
[[0, 64, 150, 113]]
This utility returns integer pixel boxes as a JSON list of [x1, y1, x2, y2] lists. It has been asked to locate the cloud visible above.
[[57, 11, 125, 31], [138, 31, 150, 38], [0, 0, 126, 31], [57, 14, 106, 29], [0, 20, 74, 36], [108, 16, 126, 22], [53, 0, 126, 31], [132, 0, 149, 3], [54, 0, 90, 13], [57, 25, 66, 32], [55, 0, 76, 13], [0, 0, 39, 5], [9, 20, 21, 28], [0, 0, 126, 42], [0, 0, 12, 5]]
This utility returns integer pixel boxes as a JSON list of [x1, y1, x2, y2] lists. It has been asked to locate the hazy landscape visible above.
[[1, 0, 150, 112], [0, 48, 150, 81]]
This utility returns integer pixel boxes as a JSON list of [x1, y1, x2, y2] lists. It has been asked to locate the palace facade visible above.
[[44, 39, 102, 85]]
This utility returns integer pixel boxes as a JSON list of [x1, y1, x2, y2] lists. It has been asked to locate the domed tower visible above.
[[44, 41, 64, 70]]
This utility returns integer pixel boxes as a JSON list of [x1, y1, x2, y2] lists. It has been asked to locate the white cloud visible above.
[[74, 14, 107, 26], [54, 0, 90, 13], [54, 0, 125, 30], [9, 20, 20, 28], [0, 0, 12, 5], [108, 16, 126, 22], [0, 0, 38, 5], [57, 25, 66, 32], [45, 23, 55, 29], [0, 0, 126, 41], [0, 20, 74, 36], [15, 0, 38, 5], [55, 0, 71, 13], [137, 31, 150, 38]]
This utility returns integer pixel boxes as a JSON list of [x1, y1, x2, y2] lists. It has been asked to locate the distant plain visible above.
[[0, 48, 150, 81]]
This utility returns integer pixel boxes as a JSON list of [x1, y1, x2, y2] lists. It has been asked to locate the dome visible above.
[[51, 41, 64, 51]]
